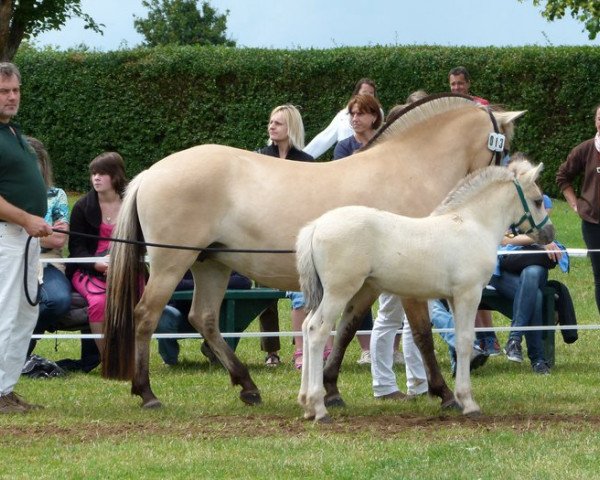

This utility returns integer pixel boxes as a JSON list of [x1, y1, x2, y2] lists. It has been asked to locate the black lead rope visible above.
[[24, 229, 296, 306], [24, 235, 41, 306], [50, 228, 296, 254]]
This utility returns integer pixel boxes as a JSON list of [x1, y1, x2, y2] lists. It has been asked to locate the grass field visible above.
[[1, 199, 599, 479]]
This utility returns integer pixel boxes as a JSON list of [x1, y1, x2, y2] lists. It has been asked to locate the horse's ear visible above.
[[493, 110, 526, 126]]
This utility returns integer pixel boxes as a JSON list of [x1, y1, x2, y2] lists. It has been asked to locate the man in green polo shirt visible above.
[[0, 62, 52, 414]]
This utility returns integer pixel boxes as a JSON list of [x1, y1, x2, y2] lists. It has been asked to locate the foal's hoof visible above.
[[142, 398, 162, 409], [240, 390, 262, 406], [441, 399, 461, 411], [324, 395, 346, 408]]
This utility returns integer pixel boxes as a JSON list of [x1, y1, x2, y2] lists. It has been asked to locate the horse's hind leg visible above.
[[323, 285, 379, 408], [298, 310, 313, 414], [132, 272, 184, 408], [402, 298, 457, 409], [188, 260, 261, 405]]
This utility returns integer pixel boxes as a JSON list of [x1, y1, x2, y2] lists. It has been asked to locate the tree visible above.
[[523, 0, 600, 40], [0, 0, 102, 61], [134, 0, 235, 47]]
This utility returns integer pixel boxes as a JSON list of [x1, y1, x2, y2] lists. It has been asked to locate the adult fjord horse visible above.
[[103, 93, 524, 409], [296, 160, 554, 421]]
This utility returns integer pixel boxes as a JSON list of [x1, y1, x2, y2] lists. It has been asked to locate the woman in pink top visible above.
[[68, 152, 127, 353]]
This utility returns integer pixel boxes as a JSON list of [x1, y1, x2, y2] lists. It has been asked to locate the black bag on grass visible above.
[[21, 355, 66, 379], [547, 280, 578, 344]]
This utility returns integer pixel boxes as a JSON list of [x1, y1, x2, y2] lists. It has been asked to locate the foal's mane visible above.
[[431, 165, 515, 216], [364, 93, 480, 149]]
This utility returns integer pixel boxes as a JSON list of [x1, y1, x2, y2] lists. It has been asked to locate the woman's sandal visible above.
[[293, 350, 303, 370]]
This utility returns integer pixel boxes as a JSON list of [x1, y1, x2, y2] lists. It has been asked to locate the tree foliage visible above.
[[524, 0, 600, 39], [0, 0, 102, 61], [134, 0, 235, 47]]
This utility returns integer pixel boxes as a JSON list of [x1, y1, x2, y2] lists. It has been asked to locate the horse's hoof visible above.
[[316, 414, 333, 424], [464, 409, 483, 419], [441, 399, 461, 411], [142, 398, 162, 409], [324, 396, 346, 408], [303, 413, 315, 421], [240, 391, 262, 406]]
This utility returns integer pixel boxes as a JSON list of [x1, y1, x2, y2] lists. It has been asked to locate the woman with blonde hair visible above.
[[257, 104, 328, 368]]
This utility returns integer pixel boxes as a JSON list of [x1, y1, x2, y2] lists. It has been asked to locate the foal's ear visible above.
[[522, 162, 544, 184]]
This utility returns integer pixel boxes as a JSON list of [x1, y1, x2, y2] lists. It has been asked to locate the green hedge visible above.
[[14, 45, 600, 195]]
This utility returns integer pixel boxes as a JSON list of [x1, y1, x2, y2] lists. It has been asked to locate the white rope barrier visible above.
[[34, 247, 593, 341], [32, 324, 591, 341]]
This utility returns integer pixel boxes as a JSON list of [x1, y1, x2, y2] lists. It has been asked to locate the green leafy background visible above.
[[15, 45, 600, 194]]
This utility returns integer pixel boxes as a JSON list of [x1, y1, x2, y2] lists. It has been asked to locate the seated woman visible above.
[[491, 154, 568, 374], [25, 137, 100, 373], [25, 137, 72, 357], [67, 152, 128, 355]]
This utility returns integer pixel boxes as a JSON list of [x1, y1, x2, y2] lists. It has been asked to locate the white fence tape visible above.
[[33, 325, 590, 341], [35, 247, 592, 341]]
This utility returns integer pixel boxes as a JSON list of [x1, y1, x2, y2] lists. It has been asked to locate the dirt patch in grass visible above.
[[2, 413, 600, 441]]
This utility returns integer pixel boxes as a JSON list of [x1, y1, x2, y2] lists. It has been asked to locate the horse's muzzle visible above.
[[536, 223, 555, 246]]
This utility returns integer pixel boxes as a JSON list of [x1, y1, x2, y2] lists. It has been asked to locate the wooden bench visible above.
[[479, 286, 556, 367]]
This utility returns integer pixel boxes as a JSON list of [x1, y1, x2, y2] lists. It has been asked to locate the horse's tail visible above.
[[102, 172, 147, 380], [295, 221, 323, 311]]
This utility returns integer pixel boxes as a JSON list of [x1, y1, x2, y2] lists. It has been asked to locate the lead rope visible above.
[[24, 235, 41, 306], [23, 229, 296, 306]]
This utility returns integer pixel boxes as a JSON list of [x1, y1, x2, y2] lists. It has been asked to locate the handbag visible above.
[[499, 244, 557, 274]]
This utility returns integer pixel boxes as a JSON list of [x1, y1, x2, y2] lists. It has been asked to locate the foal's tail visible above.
[[102, 172, 147, 380], [295, 221, 324, 311]]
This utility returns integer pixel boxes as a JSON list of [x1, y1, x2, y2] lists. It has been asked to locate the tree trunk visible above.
[[0, 0, 13, 61]]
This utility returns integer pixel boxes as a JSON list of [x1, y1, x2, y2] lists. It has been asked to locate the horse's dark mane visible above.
[[431, 165, 516, 216], [362, 93, 478, 150]]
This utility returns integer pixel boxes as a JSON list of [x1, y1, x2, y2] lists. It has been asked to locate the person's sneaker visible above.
[[482, 336, 502, 356], [470, 344, 489, 371], [450, 345, 489, 377], [357, 350, 372, 365], [393, 350, 405, 365], [504, 338, 523, 363], [265, 352, 280, 367], [532, 361, 551, 375], [376, 390, 408, 401], [6, 392, 43, 410], [0, 394, 27, 414]]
